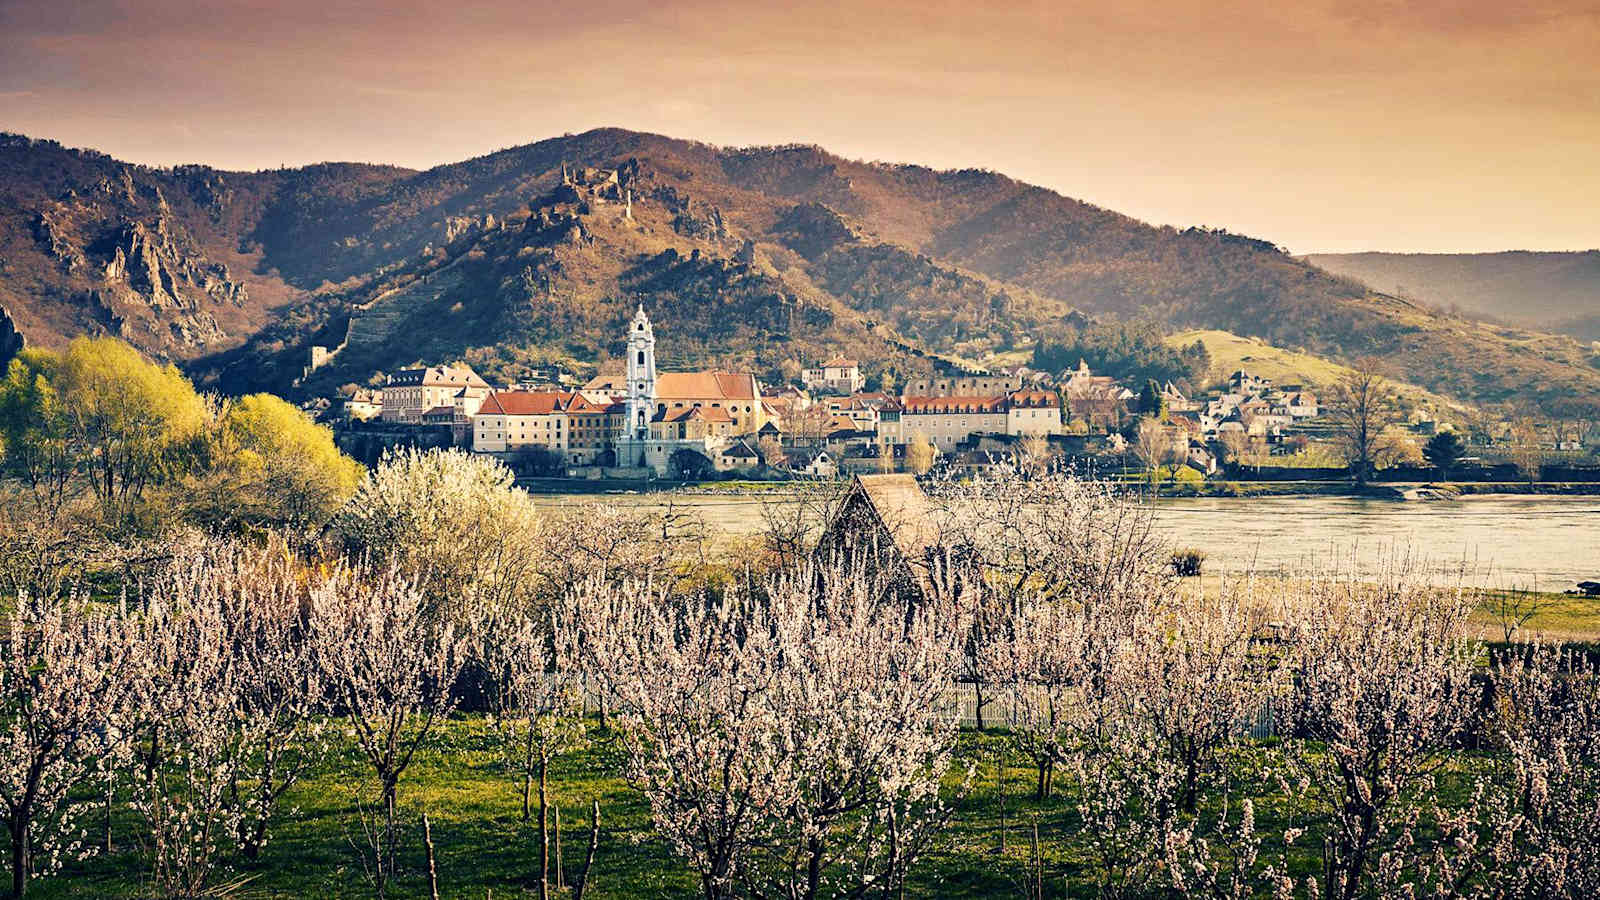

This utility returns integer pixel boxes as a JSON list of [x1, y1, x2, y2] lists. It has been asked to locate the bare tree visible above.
[[1484, 584, 1547, 643], [1327, 363, 1397, 485], [1132, 417, 1169, 484], [1507, 414, 1546, 484]]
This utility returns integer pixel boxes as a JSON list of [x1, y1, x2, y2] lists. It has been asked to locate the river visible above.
[[530, 491, 1599, 590]]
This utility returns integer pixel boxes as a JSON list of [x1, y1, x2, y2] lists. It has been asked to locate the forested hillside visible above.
[[1305, 251, 1600, 342], [3, 129, 1598, 410]]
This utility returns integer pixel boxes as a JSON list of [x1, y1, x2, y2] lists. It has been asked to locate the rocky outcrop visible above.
[[103, 218, 248, 311], [773, 202, 858, 259], [0, 305, 22, 368], [33, 211, 85, 272], [652, 185, 729, 242]]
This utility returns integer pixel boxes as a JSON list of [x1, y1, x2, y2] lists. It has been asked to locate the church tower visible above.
[[624, 305, 656, 441]]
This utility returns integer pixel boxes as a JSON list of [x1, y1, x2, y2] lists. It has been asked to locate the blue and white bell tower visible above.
[[624, 305, 656, 442]]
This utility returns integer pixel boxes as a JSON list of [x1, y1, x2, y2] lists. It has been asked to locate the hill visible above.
[[3, 129, 1599, 412], [1162, 329, 1458, 412], [1304, 251, 1600, 342]]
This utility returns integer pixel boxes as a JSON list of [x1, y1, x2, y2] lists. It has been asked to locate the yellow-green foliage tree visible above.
[[2, 337, 363, 533], [188, 393, 365, 532], [0, 350, 75, 514], [0, 337, 205, 508], [58, 337, 208, 503], [905, 432, 936, 476]]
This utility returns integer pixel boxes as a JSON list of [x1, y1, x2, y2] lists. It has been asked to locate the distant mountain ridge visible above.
[[1304, 251, 1600, 342], [2, 128, 1598, 412]]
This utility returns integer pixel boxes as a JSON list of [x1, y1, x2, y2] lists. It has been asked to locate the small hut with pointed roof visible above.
[[815, 474, 947, 602]]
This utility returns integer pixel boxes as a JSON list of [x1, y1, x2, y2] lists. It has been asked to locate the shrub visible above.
[[1172, 548, 1206, 577]]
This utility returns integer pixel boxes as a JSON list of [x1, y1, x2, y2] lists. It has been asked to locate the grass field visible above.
[[35, 706, 1533, 900]]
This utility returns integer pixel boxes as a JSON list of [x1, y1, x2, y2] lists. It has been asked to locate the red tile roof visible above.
[[657, 371, 760, 401], [901, 395, 1008, 414], [478, 391, 568, 416], [1008, 390, 1060, 409]]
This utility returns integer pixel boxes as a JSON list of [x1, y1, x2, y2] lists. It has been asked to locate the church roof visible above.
[[581, 370, 761, 402], [657, 371, 760, 401]]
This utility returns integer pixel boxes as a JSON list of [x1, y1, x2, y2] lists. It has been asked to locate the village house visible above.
[[1282, 389, 1319, 418], [788, 446, 839, 478], [802, 358, 864, 395], [343, 389, 382, 421], [471, 390, 573, 455], [1229, 368, 1271, 396], [382, 364, 491, 425], [1004, 389, 1064, 437], [823, 395, 882, 432], [563, 393, 625, 465], [898, 395, 1010, 449], [717, 439, 762, 472]]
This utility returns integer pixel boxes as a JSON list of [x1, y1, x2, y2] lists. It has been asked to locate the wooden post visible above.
[[539, 755, 549, 900], [423, 813, 440, 900], [1030, 821, 1042, 900], [997, 746, 1006, 854], [555, 804, 564, 889], [573, 799, 600, 900]]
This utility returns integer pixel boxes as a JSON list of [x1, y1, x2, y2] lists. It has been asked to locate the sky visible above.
[[2, 0, 1598, 254]]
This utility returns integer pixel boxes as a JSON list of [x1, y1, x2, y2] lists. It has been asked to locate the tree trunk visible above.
[[103, 769, 114, 854], [997, 747, 1007, 853], [805, 836, 824, 900], [10, 814, 29, 900], [973, 681, 986, 732], [521, 768, 533, 824], [1030, 822, 1043, 900], [381, 777, 398, 898]]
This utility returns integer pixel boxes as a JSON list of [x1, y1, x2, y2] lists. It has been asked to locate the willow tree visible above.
[[187, 393, 364, 531], [52, 337, 207, 504]]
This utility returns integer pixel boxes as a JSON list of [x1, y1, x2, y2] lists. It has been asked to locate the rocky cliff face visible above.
[[0, 136, 275, 360], [37, 203, 240, 351], [0, 305, 22, 369], [2, 128, 1597, 413]]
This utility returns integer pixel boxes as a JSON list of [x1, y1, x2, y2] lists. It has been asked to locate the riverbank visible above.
[[518, 475, 1600, 500]]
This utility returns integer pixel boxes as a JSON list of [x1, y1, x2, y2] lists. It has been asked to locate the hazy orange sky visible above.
[[2, 0, 1597, 253]]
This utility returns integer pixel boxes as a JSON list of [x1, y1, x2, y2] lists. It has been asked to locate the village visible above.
[[324, 305, 1372, 483]]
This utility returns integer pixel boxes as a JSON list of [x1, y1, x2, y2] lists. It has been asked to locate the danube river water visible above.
[[531, 491, 1600, 590]]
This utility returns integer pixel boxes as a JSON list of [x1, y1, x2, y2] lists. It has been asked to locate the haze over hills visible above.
[[1304, 251, 1600, 344], [2, 128, 1598, 412]]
